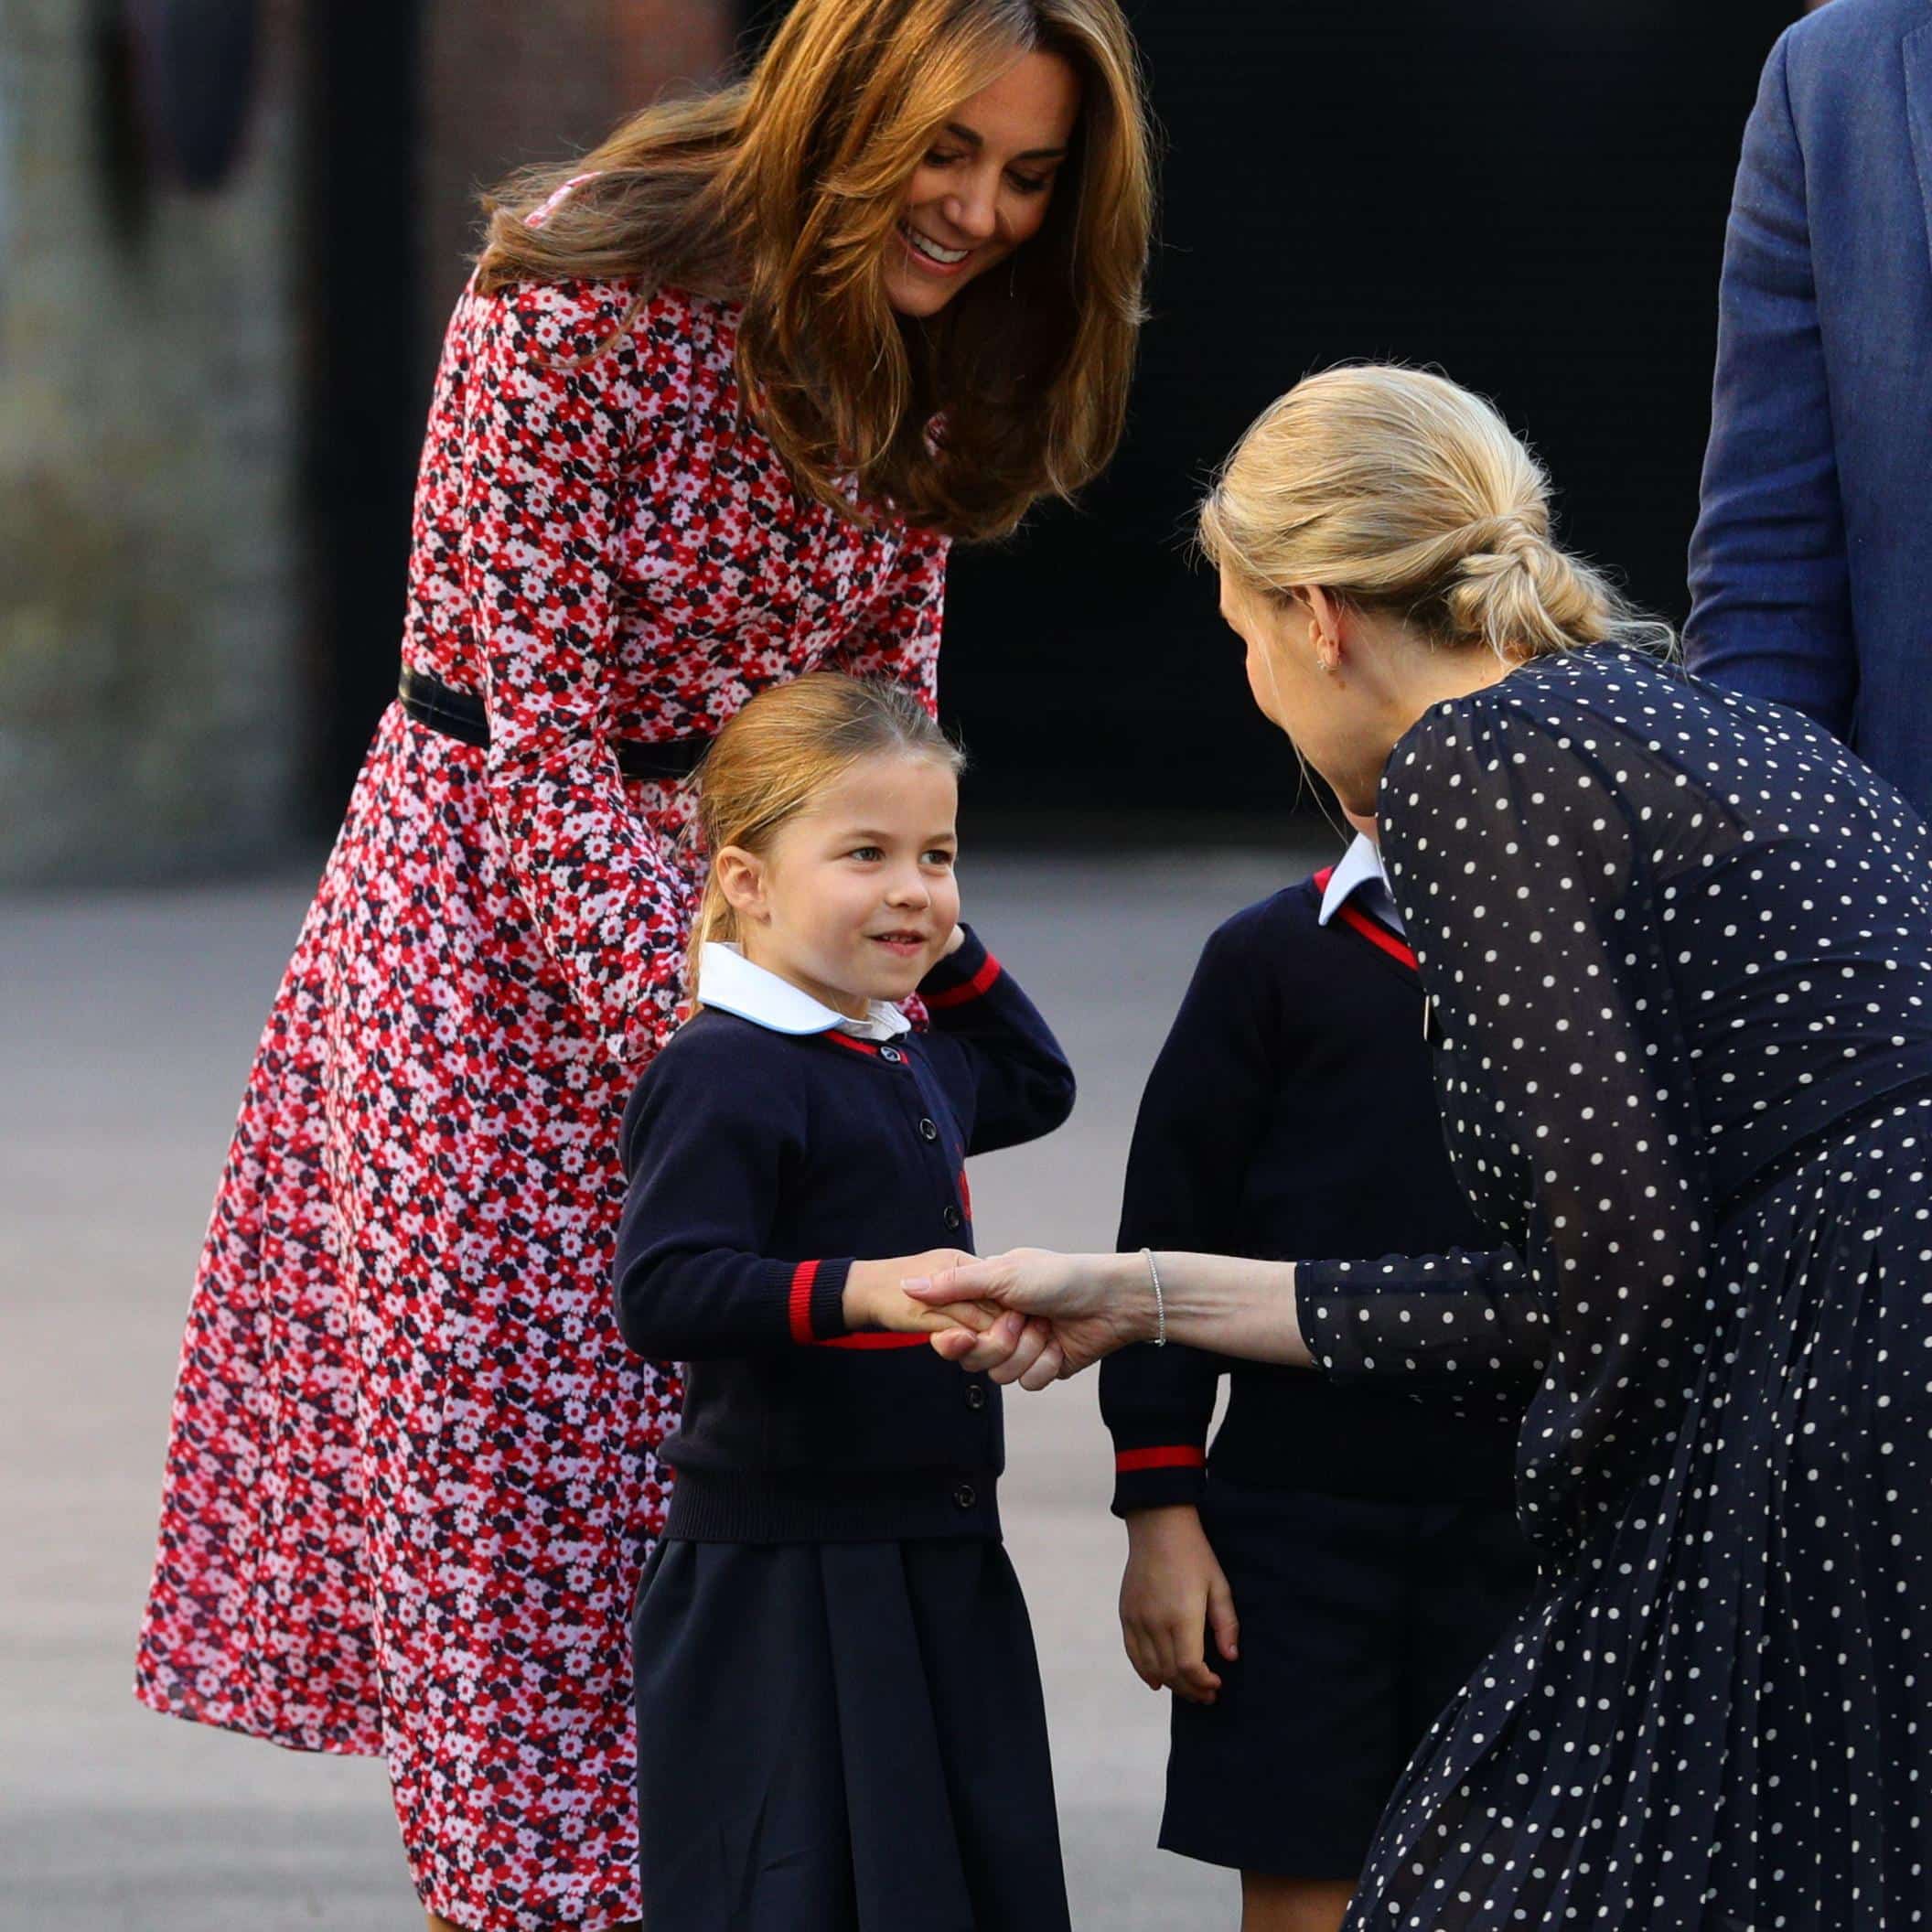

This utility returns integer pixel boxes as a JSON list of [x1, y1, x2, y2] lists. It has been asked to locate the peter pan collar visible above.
[[1317, 832, 1404, 934], [697, 942, 912, 1042]]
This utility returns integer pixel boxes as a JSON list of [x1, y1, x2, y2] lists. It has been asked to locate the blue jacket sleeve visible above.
[[917, 927, 1076, 1155], [1100, 918, 1272, 1515], [1685, 27, 1855, 736], [612, 1036, 855, 1359]]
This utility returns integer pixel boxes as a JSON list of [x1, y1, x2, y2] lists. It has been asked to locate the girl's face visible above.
[[723, 753, 962, 1018], [884, 49, 1082, 319]]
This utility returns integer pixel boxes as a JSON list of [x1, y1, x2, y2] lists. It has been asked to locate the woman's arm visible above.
[[462, 277, 695, 1065], [914, 1248, 1309, 1383]]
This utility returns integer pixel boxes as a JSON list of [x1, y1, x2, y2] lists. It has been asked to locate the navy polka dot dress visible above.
[[1298, 646, 1932, 1927]]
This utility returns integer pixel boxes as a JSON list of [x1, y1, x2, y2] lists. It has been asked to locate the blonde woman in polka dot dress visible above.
[[916, 369, 1932, 1926]]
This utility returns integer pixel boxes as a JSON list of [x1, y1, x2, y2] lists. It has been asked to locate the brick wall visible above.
[[418, 0, 737, 366]]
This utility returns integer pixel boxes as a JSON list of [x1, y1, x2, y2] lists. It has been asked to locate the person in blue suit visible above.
[[1686, 0, 1932, 821]]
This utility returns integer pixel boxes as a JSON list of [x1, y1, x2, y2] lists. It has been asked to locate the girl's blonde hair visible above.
[[1197, 365, 1668, 662], [685, 674, 966, 1002], [475, 0, 1154, 544]]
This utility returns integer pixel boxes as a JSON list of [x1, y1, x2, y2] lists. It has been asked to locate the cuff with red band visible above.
[[1110, 1442, 1209, 1517], [918, 926, 1003, 1010], [784, 1257, 855, 1346]]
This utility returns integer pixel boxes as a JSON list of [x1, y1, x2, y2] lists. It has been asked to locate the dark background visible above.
[[308, 0, 1797, 832]]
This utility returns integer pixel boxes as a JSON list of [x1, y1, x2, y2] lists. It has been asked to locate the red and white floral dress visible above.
[[134, 270, 947, 1930]]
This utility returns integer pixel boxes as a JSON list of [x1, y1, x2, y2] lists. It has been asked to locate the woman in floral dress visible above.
[[134, 5, 1151, 1927]]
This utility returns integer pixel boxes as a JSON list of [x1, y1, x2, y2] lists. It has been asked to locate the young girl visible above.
[[1100, 809, 1536, 1932], [613, 673, 1076, 1932]]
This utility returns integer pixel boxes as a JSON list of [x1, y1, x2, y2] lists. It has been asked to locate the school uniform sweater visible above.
[[1100, 852, 1520, 1516], [614, 928, 1075, 1544]]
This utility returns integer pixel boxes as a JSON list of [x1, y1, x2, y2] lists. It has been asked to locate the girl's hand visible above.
[[1120, 1505, 1240, 1704], [907, 1250, 1150, 1383], [843, 1250, 992, 1336]]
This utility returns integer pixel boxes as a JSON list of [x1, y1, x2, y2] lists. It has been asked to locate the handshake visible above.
[[839, 1247, 1147, 1390]]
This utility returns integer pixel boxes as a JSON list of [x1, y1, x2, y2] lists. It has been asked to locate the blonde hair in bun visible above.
[[1197, 365, 1669, 663]]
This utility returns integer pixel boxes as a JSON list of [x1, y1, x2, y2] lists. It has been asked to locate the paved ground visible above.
[[2, 842, 1328, 1929]]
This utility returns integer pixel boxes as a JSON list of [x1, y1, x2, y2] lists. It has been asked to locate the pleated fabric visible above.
[[634, 1537, 1070, 1932]]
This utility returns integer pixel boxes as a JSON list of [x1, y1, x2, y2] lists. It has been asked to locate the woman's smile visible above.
[[897, 220, 973, 274]]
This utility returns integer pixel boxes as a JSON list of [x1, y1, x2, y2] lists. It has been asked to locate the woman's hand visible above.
[[843, 1250, 993, 1336], [904, 1249, 1152, 1385], [1120, 1505, 1240, 1704]]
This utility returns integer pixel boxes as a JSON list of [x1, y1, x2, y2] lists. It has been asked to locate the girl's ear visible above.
[[714, 846, 769, 925]]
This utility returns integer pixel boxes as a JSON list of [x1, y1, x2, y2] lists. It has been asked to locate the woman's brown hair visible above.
[[683, 673, 966, 1004], [475, 0, 1152, 543]]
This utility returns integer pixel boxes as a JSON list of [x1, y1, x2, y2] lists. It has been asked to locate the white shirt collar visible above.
[[697, 942, 912, 1041], [1317, 832, 1402, 932]]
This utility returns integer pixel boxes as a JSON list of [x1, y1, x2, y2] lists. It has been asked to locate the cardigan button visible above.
[[880, 1046, 904, 1064], [952, 1483, 978, 1510], [942, 1205, 962, 1230], [918, 1118, 939, 1141], [964, 1384, 988, 1411]]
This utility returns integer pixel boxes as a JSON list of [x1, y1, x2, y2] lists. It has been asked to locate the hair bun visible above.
[[1445, 510, 1605, 658], [1456, 511, 1544, 565]]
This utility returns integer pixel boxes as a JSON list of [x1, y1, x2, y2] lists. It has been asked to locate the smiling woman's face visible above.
[[884, 49, 1082, 319]]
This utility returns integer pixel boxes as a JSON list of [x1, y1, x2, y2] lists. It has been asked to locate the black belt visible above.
[[398, 668, 710, 783]]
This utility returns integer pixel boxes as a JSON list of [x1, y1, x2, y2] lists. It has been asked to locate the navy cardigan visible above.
[[1100, 871, 1520, 1516], [614, 929, 1075, 1543]]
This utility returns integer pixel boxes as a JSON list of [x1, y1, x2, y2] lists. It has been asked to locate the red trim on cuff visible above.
[[788, 1260, 821, 1345], [817, 1332, 930, 1351], [1114, 1445, 1208, 1474], [923, 952, 1003, 1008]]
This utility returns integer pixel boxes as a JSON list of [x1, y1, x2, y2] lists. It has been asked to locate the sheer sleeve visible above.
[[462, 277, 692, 1066], [1297, 684, 1716, 1545]]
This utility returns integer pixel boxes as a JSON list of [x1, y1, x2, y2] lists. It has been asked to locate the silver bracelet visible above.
[[1142, 1247, 1166, 1347]]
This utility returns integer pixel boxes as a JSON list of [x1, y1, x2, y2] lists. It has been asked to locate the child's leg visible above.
[[1238, 1873, 1355, 1932]]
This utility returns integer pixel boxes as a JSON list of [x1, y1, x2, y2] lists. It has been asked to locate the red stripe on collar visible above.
[[1334, 899, 1419, 972], [824, 1031, 881, 1056]]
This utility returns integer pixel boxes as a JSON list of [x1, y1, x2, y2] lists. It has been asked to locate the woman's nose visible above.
[[944, 175, 1001, 242]]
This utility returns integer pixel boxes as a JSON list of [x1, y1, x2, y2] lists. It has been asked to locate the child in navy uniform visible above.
[[1100, 815, 1537, 1932], [614, 673, 1075, 1932]]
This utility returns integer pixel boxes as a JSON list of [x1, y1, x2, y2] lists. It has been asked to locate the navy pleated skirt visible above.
[[634, 1536, 1070, 1932]]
